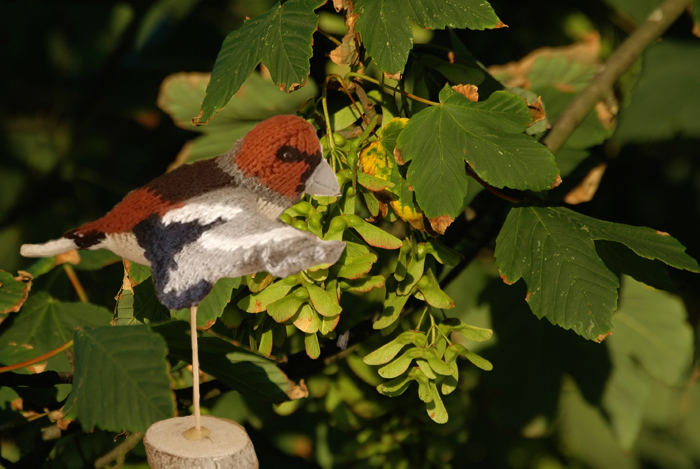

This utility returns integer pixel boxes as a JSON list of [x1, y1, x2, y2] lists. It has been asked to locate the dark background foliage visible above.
[[1, 0, 699, 467]]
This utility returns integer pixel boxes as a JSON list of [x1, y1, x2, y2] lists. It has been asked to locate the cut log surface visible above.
[[144, 416, 258, 469]]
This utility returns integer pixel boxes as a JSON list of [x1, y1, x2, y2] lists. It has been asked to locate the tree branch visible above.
[[94, 432, 144, 469], [542, 0, 694, 155], [0, 371, 73, 388]]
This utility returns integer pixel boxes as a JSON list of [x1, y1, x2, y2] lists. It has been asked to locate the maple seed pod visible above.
[[292, 220, 308, 231], [333, 133, 346, 146], [279, 213, 293, 225], [295, 201, 314, 215], [308, 213, 322, 231], [283, 274, 300, 285], [345, 215, 363, 228], [345, 151, 357, 168], [329, 216, 347, 233], [417, 275, 431, 289]]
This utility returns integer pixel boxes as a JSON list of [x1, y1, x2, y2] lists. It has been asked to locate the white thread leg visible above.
[[190, 305, 201, 432]]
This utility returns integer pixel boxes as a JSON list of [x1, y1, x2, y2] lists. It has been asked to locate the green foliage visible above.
[[2, 0, 700, 468], [67, 326, 175, 432], [396, 87, 559, 220], [353, 0, 501, 74], [614, 40, 700, 144], [197, 0, 324, 124], [495, 205, 698, 339]]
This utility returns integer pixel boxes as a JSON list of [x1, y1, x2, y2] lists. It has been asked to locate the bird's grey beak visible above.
[[305, 158, 340, 196]]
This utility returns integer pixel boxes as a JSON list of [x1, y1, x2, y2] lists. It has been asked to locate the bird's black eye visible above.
[[277, 145, 301, 163]]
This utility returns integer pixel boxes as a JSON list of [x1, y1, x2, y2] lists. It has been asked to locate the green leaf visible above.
[[73, 250, 122, 270], [0, 270, 30, 314], [260, 0, 325, 91], [376, 371, 414, 397], [339, 275, 386, 293], [396, 88, 559, 219], [349, 218, 403, 250], [126, 262, 151, 285], [267, 288, 306, 322], [118, 277, 171, 326], [258, 321, 274, 357], [68, 326, 175, 432], [610, 278, 692, 386], [197, 0, 324, 124], [438, 318, 493, 342], [423, 240, 463, 266], [373, 287, 411, 330], [416, 272, 455, 309], [158, 70, 318, 161], [495, 206, 699, 340], [23, 257, 56, 279], [305, 284, 342, 317], [603, 277, 693, 449], [238, 280, 294, 313], [397, 254, 425, 295], [602, 0, 664, 24], [426, 381, 448, 423], [354, 0, 501, 74], [363, 330, 427, 365], [463, 349, 493, 371], [246, 272, 274, 292], [114, 290, 135, 326], [417, 359, 436, 379], [378, 348, 419, 378], [356, 172, 394, 191], [305, 332, 320, 359], [336, 253, 377, 279], [293, 303, 319, 333], [0, 293, 112, 357], [595, 240, 678, 293], [171, 277, 239, 327], [614, 40, 700, 144], [154, 321, 304, 402], [318, 312, 340, 335]]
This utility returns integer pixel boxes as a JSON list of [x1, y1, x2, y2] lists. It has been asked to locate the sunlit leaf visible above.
[[0, 270, 31, 314], [397, 87, 559, 220], [171, 277, 239, 328]]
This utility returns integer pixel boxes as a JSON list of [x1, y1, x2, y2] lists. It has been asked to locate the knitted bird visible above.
[[21, 115, 347, 309], [22, 114, 346, 440]]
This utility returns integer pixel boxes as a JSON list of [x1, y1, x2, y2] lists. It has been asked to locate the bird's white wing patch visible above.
[[198, 227, 299, 252], [162, 210, 346, 295], [161, 202, 243, 226]]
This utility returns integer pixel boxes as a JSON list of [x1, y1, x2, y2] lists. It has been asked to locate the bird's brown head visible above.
[[233, 115, 325, 199]]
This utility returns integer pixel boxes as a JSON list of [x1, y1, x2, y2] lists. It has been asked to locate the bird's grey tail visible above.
[[20, 238, 78, 257]]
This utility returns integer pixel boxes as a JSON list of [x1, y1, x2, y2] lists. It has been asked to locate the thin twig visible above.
[[543, 0, 694, 155], [0, 340, 74, 374], [327, 74, 370, 126], [64, 265, 89, 303], [351, 81, 378, 123], [464, 165, 522, 203], [94, 432, 144, 469], [345, 72, 440, 107], [317, 27, 343, 46]]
